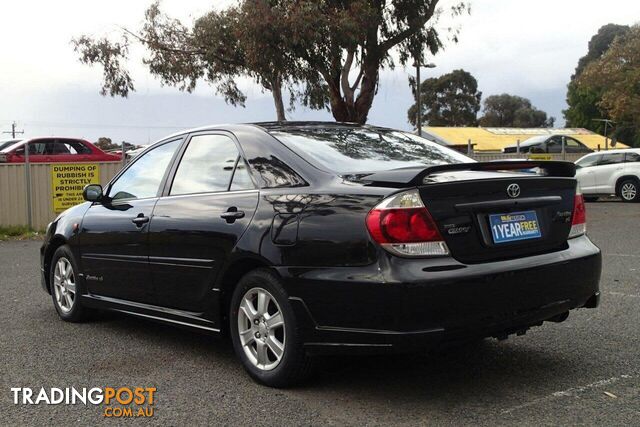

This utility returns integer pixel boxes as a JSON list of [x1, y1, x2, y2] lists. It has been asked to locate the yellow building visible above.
[[421, 127, 627, 152]]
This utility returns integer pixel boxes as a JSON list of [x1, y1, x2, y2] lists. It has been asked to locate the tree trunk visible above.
[[327, 63, 378, 124], [271, 77, 286, 121], [353, 62, 378, 124]]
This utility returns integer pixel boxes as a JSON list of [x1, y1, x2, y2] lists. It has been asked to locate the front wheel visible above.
[[229, 269, 313, 387], [619, 179, 639, 202], [50, 245, 89, 322]]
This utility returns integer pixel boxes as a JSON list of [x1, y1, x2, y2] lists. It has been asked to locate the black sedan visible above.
[[503, 135, 593, 154], [40, 122, 601, 387]]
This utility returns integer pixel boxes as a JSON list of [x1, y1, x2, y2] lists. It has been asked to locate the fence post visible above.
[[467, 139, 472, 156], [121, 141, 126, 169], [24, 142, 33, 230], [516, 139, 520, 154], [562, 136, 566, 161]]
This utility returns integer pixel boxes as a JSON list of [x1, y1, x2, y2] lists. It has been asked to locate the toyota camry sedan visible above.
[[40, 122, 601, 387]]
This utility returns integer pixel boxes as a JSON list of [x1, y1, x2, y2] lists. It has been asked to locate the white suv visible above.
[[575, 149, 640, 202]]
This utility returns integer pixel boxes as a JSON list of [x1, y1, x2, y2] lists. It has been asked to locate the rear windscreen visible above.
[[271, 127, 472, 173]]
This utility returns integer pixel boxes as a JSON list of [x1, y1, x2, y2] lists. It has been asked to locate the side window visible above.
[[30, 142, 46, 155], [625, 152, 640, 163], [64, 141, 92, 155], [576, 155, 601, 168], [546, 137, 562, 153], [170, 134, 240, 195], [48, 142, 71, 155], [230, 160, 255, 191], [565, 138, 581, 148], [108, 139, 181, 201], [599, 153, 625, 165]]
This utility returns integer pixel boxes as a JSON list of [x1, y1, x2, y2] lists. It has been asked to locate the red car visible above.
[[0, 137, 122, 163]]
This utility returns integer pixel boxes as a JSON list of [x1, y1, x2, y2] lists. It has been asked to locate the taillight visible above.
[[569, 186, 586, 239], [366, 190, 449, 257]]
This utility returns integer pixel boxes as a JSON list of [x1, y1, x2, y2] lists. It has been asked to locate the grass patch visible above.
[[0, 226, 44, 241]]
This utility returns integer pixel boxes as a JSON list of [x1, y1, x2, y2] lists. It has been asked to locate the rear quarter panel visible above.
[[240, 188, 384, 267]]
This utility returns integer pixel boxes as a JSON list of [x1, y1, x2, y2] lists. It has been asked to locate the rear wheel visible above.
[[619, 179, 639, 202], [229, 269, 313, 387], [50, 245, 88, 322]]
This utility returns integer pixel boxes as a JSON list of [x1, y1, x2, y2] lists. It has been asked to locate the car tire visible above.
[[584, 196, 599, 202], [619, 179, 639, 203], [229, 268, 313, 388], [50, 245, 89, 322]]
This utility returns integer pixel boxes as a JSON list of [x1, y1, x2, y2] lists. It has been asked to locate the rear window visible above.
[[521, 135, 548, 146], [270, 127, 472, 173], [0, 140, 21, 151]]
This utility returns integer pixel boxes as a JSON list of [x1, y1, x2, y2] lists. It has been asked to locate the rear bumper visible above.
[[276, 235, 601, 353]]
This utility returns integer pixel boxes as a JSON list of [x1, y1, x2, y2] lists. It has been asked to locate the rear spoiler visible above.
[[359, 161, 576, 187]]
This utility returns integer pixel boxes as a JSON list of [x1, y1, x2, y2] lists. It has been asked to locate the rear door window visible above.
[[170, 134, 246, 195], [63, 140, 92, 155], [599, 153, 625, 165], [230, 161, 255, 191]]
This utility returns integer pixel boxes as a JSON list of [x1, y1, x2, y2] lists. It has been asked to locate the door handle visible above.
[[220, 207, 245, 223], [132, 214, 150, 227]]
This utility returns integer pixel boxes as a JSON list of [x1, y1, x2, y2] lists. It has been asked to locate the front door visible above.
[[575, 154, 601, 193], [148, 133, 259, 312], [78, 139, 182, 303]]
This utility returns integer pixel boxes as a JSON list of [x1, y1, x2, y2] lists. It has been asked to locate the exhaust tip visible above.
[[583, 292, 600, 309]]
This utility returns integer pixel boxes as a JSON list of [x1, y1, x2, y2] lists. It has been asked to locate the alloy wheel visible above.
[[621, 182, 637, 201], [53, 257, 76, 313], [237, 287, 286, 371]]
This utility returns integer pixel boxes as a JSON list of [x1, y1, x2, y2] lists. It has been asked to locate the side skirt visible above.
[[81, 294, 221, 334]]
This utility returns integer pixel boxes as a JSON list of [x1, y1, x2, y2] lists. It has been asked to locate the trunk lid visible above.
[[357, 161, 578, 263], [419, 171, 576, 263]]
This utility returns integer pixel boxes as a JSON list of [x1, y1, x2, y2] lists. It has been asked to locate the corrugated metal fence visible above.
[[0, 162, 122, 230], [0, 153, 584, 229]]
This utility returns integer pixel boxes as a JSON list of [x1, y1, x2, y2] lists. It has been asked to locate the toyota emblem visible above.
[[507, 183, 521, 198]]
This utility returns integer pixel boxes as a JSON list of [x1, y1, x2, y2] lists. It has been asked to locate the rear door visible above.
[[594, 152, 625, 193], [148, 133, 259, 312], [78, 139, 182, 303]]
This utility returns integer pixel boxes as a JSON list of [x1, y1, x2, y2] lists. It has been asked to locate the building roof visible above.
[[421, 127, 628, 151]]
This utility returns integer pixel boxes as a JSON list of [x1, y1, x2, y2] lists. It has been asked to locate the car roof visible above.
[[157, 121, 396, 143], [0, 137, 91, 153], [582, 148, 640, 156]]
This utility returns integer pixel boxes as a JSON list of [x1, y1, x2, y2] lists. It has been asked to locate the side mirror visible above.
[[83, 184, 103, 202]]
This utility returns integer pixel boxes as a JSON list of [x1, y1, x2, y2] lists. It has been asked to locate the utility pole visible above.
[[2, 121, 25, 139], [592, 119, 615, 151]]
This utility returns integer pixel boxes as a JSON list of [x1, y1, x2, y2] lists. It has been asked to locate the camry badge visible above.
[[507, 183, 521, 198]]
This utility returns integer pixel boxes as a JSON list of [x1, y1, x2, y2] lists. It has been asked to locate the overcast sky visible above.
[[1, 0, 639, 145]]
